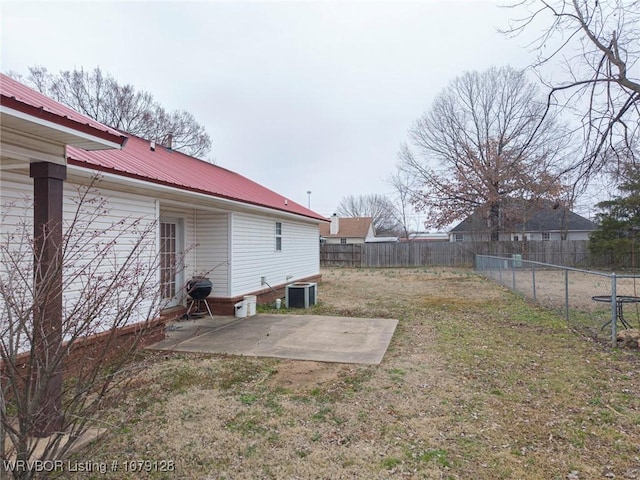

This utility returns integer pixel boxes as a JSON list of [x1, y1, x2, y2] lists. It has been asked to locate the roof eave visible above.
[[0, 99, 127, 150]]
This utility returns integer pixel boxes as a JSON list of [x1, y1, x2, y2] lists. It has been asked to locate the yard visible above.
[[63, 267, 640, 479]]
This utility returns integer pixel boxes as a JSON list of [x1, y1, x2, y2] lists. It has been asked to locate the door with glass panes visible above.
[[159, 218, 184, 307]]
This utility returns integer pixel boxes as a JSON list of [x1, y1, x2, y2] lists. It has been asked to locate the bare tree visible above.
[[12, 66, 212, 159], [335, 194, 402, 235], [387, 165, 423, 239], [503, 0, 640, 188], [400, 66, 570, 240], [0, 177, 165, 479]]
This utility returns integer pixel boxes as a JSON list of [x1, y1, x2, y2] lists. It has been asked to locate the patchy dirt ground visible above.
[[62, 267, 640, 479]]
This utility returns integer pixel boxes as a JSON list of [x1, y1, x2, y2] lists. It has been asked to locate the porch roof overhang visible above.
[[0, 104, 127, 156], [1, 73, 127, 154]]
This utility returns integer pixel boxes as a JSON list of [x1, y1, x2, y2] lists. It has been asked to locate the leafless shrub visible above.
[[0, 177, 164, 479]]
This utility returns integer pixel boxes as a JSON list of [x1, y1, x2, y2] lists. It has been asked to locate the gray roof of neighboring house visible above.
[[450, 203, 597, 233]]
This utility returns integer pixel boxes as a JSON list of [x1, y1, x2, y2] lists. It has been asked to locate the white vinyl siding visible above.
[[0, 171, 35, 288], [160, 208, 232, 299], [0, 170, 158, 332], [230, 212, 319, 297], [0, 170, 33, 237], [2, 169, 322, 319], [195, 212, 230, 297], [63, 185, 158, 326]]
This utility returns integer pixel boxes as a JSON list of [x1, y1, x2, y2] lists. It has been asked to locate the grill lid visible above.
[[187, 277, 212, 300]]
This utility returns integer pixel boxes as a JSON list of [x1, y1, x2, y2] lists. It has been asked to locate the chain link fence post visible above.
[[532, 262, 537, 302], [611, 273, 617, 348], [565, 268, 570, 323]]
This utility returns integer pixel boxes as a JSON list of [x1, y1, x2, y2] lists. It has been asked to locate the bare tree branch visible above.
[[502, 0, 640, 188], [9, 66, 213, 160]]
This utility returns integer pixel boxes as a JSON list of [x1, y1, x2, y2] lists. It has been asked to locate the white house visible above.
[[2, 74, 329, 438], [1, 73, 327, 325]]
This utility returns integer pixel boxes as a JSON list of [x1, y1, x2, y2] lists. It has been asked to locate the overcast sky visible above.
[[1, 0, 542, 224]]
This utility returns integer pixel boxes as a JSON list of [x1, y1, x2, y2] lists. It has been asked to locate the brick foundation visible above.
[[205, 274, 322, 316], [1, 308, 183, 378]]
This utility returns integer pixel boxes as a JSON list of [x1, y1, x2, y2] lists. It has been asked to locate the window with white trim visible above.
[[454, 233, 463, 243], [275, 222, 282, 251], [542, 232, 550, 241]]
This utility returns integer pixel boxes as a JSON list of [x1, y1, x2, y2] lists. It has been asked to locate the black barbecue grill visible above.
[[186, 277, 213, 319], [187, 277, 212, 299]]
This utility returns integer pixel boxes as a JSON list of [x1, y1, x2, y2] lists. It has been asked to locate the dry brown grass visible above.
[[503, 268, 640, 312], [60, 267, 640, 479]]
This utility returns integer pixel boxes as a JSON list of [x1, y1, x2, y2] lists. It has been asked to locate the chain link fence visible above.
[[475, 254, 640, 347]]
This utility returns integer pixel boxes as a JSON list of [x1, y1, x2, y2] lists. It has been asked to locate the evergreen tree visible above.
[[590, 165, 640, 268]]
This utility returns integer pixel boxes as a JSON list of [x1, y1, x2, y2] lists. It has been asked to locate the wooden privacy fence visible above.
[[320, 243, 363, 267], [320, 240, 592, 268]]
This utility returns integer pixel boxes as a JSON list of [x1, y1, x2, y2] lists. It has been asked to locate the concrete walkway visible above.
[[147, 314, 398, 365]]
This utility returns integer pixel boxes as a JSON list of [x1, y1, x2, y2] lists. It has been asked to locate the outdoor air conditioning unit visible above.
[[286, 282, 317, 308]]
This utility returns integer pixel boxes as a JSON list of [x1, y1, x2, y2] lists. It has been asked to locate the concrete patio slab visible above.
[[147, 314, 398, 365]]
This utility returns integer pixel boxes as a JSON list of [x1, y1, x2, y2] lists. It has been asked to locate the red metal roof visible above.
[[67, 134, 326, 222], [1, 74, 323, 222], [0, 73, 127, 147]]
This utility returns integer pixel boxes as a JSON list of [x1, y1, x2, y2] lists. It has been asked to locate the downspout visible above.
[[228, 213, 234, 298], [193, 209, 197, 276], [155, 199, 160, 288]]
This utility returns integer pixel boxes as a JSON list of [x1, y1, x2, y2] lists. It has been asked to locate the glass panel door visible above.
[[160, 218, 183, 307]]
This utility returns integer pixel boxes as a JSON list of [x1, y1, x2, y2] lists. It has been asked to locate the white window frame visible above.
[[275, 221, 282, 251]]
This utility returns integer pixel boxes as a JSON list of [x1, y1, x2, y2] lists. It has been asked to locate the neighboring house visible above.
[[319, 215, 397, 244], [399, 232, 449, 242], [449, 201, 597, 242], [1, 74, 327, 327]]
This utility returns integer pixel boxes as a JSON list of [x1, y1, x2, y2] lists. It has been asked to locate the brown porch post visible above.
[[29, 161, 66, 437]]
